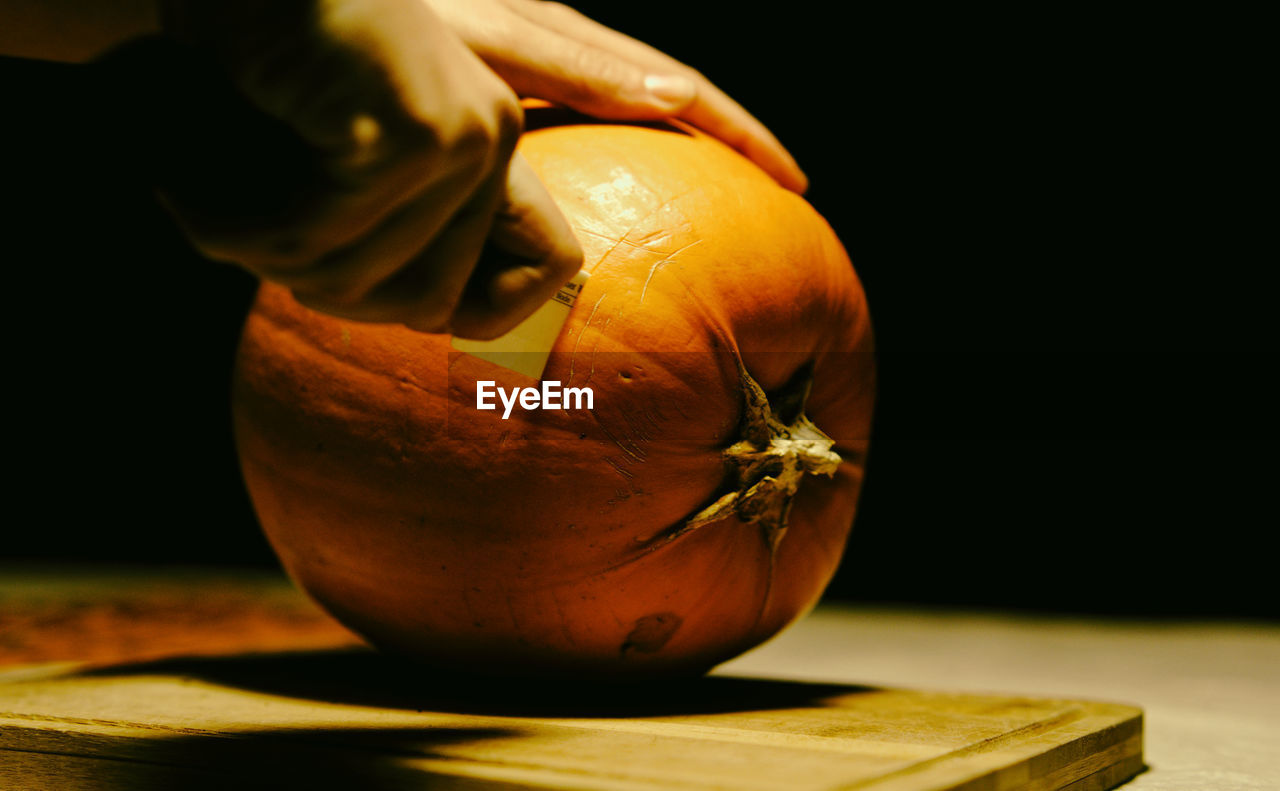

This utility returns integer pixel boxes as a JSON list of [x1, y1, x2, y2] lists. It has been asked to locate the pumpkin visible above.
[[232, 107, 875, 677]]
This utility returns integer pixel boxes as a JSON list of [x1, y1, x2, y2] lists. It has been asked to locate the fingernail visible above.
[[644, 74, 697, 108], [792, 167, 811, 194]]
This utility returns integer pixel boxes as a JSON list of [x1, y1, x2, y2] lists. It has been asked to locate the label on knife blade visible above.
[[450, 270, 589, 379]]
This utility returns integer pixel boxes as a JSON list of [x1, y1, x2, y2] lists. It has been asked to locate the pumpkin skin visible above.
[[232, 108, 875, 677]]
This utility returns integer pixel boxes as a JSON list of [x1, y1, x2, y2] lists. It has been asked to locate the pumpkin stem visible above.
[[684, 359, 841, 552]]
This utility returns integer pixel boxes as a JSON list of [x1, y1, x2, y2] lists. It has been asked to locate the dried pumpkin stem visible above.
[[684, 359, 841, 553]]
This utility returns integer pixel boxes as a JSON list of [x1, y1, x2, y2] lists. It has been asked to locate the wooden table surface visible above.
[[726, 603, 1277, 791], [0, 564, 1274, 790]]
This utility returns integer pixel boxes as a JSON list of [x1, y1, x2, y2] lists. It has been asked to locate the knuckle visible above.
[[351, 84, 521, 187], [447, 95, 522, 173], [386, 110, 443, 154], [322, 111, 440, 192], [493, 93, 524, 151], [566, 49, 639, 103], [369, 111, 440, 166]]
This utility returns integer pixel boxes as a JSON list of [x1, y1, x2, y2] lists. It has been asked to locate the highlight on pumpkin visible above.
[[232, 107, 874, 678]]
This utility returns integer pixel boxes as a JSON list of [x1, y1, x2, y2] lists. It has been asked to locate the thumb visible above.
[[450, 153, 584, 339]]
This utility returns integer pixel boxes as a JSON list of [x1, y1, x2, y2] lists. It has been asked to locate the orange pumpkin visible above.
[[232, 108, 875, 677]]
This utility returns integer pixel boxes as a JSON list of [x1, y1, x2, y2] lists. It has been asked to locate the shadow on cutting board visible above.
[[10, 652, 1144, 791], [8, 651, 881, 790], [4, 723, 531, 791], [79, 647, 868, 718]]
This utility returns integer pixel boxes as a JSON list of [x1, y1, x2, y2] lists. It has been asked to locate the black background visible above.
[[3, 5, 1274, 618]]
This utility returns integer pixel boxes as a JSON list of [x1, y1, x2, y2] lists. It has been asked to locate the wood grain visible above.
[[0, 565, 359, 668], [0, 654, 1142, 790], [0, 567, 1143, 790]]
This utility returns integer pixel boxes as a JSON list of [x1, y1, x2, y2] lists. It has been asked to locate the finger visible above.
[[449, 153, 584, 339], [452, 15, 695, 119], [188, 5, 525, 273], [486, 153, 583, 269], [675, 87, 809, 194], [268, 158, 493, 306], [275, 14, 524, 256], [505, 0, 808, 193], [293, 168, 507, 330], [166, 98, 501, 275], [182, 109, 502, 280]]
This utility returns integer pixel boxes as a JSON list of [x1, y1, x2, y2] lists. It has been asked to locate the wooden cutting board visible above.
[[0, 652, 1141, 791], [0, 568, 1143, 790]]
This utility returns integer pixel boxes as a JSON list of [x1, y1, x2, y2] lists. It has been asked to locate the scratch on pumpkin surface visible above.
[[600, 424, 644, 464], [640, 240, 703, 304], [624, 405, 665, 445], [578, 186, 702, 274], [568, 293, 606, 387], [604, 456, 634, 481], [576, 228, 654, 257], [583, 318, 611, 386], [585, 232, 628, 275]]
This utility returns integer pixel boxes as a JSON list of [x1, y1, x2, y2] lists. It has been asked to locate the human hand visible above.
[[158, 0, 583, 339], [424, 0, 808, 194]]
